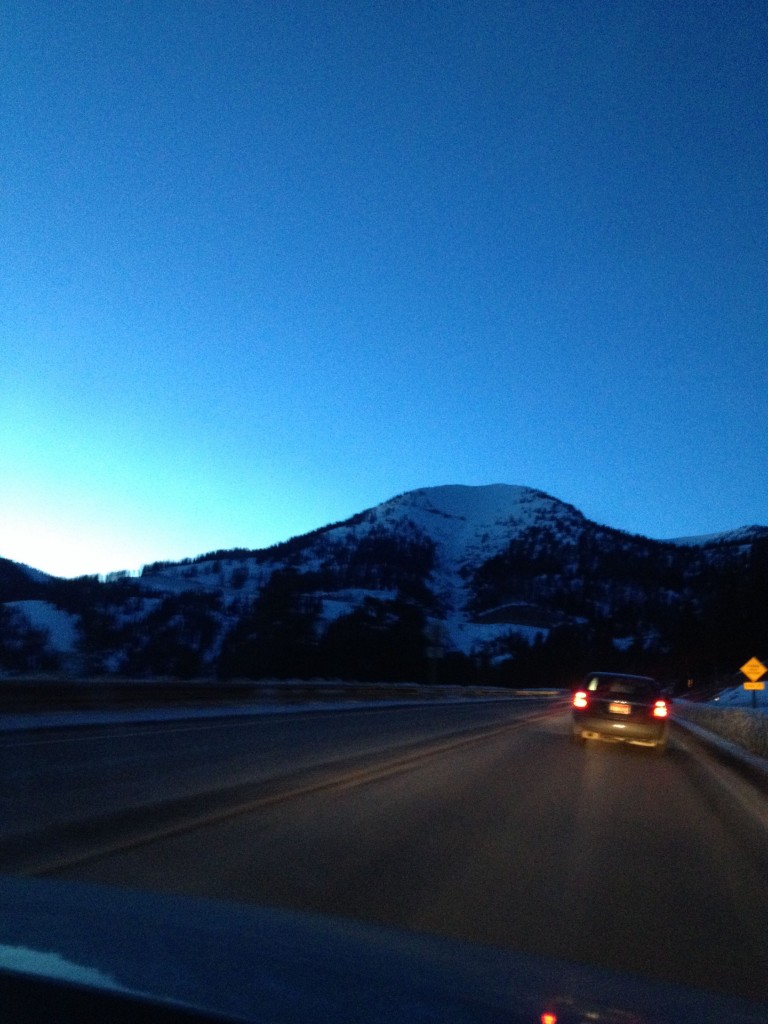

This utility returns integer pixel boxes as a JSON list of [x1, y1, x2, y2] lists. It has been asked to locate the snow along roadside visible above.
[[673, 708, 768, 790]]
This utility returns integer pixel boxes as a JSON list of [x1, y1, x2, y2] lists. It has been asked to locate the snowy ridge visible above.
[[668, 525, 768, 547]]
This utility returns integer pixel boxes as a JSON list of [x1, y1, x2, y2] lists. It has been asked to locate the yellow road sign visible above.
[[741, 657, 767, 682], [744, 681, 766, 691]]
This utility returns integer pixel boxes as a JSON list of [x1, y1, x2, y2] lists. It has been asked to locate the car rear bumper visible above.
[[572, 713, 668, 745]]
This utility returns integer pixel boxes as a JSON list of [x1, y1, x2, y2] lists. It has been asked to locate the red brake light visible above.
[[573, 690, 588, 709], [653, 700, 668, 718]]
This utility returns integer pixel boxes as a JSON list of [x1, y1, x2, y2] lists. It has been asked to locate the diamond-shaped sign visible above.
[[741, 657, 767, 682]]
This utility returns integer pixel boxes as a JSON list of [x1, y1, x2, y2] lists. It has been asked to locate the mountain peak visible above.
[[354, 484, 589, 586], [377, 483, 584, 528]]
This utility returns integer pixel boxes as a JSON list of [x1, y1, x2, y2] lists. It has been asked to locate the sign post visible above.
[[740, 657, 767, 708]]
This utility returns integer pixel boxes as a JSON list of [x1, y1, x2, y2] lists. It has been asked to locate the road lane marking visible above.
[[7, 710, 559, 876]]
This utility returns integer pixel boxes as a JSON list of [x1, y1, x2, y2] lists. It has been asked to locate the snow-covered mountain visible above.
[[136, 485, 592, 653], [2, 485, 767, 684]]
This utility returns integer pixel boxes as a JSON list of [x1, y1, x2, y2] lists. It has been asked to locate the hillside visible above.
[[2, 485, 767, 687]]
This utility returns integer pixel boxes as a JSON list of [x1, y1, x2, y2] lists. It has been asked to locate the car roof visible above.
[[583, 672, 658, 684]]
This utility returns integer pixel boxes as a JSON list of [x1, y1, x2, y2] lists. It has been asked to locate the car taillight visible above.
[[572, 690, 588, 709], [653, 700, 668, 718]]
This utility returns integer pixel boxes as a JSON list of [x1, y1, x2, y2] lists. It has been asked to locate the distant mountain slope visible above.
[[668, 525, 768, 547], [2, 485, 767, 685], [0, 558, 53, 602]]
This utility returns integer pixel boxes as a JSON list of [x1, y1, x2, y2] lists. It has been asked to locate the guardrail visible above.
[[673, 700, 768, 760], [0, 679, 563, 714]]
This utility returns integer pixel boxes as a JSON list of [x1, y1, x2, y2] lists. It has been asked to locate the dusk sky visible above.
[[3, 1, 767, 578]]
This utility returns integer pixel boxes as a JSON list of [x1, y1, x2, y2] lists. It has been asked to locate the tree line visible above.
[[1, 533, 765, 690]]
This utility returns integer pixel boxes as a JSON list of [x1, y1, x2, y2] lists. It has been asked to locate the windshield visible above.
[[3, 2, 768, 1021]]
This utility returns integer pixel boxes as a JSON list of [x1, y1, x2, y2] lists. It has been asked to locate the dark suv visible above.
[[571, 672, 670, 752]]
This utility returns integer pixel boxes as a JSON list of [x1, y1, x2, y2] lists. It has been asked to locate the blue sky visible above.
[[3, 0, 767, 577]]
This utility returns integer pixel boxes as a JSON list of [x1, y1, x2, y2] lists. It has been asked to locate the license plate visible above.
[[609, 702, 631, 715]]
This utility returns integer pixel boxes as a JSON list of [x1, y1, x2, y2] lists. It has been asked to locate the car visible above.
[[571, 672, 670, 752]]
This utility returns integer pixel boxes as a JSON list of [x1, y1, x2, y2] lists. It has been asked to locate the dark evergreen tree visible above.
[[318, 596, 427, 682], [218, 569, 320, 679]]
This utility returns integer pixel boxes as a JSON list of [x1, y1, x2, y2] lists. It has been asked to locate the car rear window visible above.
[[586, 676, 657, 697]]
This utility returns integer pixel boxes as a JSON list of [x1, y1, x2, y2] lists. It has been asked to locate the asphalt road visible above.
[[0, 701, 544, 857], [5, 702, 768, 1002]]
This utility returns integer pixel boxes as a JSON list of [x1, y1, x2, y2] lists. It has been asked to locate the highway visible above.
[[3, 700, 768, 1002]]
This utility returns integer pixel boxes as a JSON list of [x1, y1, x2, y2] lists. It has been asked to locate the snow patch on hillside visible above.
[[7, 601, 79, 652], [446, 615, 545, 655], [318, 589, 399, 624]]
